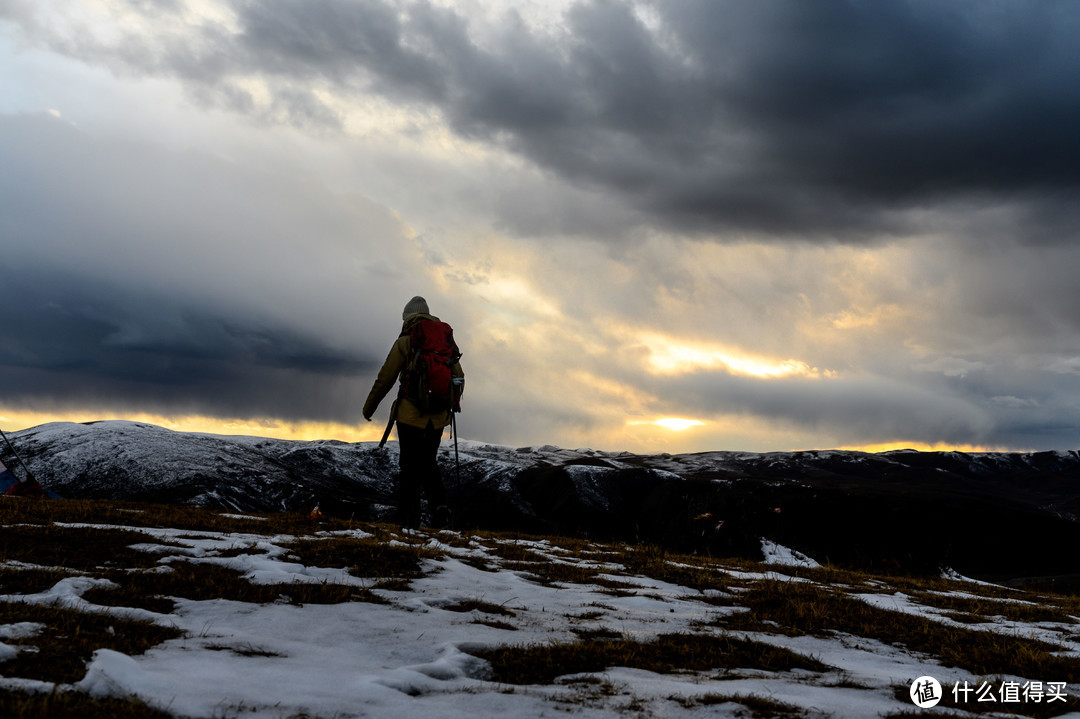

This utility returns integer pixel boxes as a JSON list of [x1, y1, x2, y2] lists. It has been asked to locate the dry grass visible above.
[[476, 533, 746, 596], [288, 535, 440, 584], [0, 524, 175, 571], [481, 540, 548, 563], [758, 562, 884, 587], [883, 574, 1031, 599], [0, 566, 77, 595], [570, 626, 623, 641], [82, 561, 384, 611], [0, 689, 175, 719], [0, 497, 354, 537], [614, 546, 734, 593], [0, 600, 183, 684], [442, 599, 515, 616], [909, 591, 1078, 625], [671, 692, 810, 718], [473, 618, 519, 631], [472, 632, 830, 685], [717, 579, 1080, 679], [499, 557, 637, 592]]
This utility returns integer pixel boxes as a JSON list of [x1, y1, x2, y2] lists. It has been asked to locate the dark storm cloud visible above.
[[44, 0, 1073, 241], [0, 113, 410, 422], [475, 0, 1080, 239], [0, 267, 375, 419], [12, 0, 1079, 239]]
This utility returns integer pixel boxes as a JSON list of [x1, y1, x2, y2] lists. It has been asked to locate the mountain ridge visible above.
[[6, 420, 1080, 587]]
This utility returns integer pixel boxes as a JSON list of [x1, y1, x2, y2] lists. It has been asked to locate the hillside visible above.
[[6, 421, 1080, 587], [1, 498, 1078, 718]]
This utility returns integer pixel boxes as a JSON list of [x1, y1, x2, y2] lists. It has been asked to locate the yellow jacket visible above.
[[363, 313, 465, 430]]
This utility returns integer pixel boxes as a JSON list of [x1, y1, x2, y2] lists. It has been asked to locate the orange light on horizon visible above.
[[0, 409, 383, 444], [2, 409, 1024, 455], [838, 440, 1019, 454]]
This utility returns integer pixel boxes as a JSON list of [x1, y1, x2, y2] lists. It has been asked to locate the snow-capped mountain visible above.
[[6, 420, 1080, 588]]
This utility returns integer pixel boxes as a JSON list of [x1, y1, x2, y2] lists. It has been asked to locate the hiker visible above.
[[363, 296, 464, 528]]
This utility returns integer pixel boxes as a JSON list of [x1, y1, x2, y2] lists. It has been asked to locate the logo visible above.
[[911, 676, 943, 708]]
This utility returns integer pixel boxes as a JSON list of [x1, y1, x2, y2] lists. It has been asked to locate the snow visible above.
[[1, 620, 55, 665], [2, 511, 1080, 712], [760, 538, 822, 568], [3, 520, 1080, 718], [941, 566, 1007, 587], [0, 622, 44, 641]]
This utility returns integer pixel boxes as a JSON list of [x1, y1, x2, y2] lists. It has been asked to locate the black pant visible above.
[[396, 421, 445, 528]]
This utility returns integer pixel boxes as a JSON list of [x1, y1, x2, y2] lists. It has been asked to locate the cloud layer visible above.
[[15, 0, 1078, 240], [0, 113, 412, 421], [2, 0, 1080, 451]]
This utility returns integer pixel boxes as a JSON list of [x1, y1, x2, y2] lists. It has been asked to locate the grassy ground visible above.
[[1, 497, 1079, 718]]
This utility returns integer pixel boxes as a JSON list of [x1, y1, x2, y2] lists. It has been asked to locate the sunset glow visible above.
[[651, 418, 705, 431], [640, 333, 821, 379]]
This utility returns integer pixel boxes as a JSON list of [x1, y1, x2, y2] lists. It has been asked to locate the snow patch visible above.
[[941, 567, 1006, 587], [0, 622, 46, 641], [760, 539, 821, 568]]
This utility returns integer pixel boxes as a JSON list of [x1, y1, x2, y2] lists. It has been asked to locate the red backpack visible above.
[[402, 319, 462, 413]]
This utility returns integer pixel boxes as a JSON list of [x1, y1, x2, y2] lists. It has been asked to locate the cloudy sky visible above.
[[2, 0, 1079, 453]]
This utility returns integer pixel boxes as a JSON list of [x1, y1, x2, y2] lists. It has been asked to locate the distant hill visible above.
[[7, 420, 1080, 588]]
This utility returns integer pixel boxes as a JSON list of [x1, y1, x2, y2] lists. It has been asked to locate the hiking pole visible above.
[[451, 410, 460, 487], [379, 368, 413, 449], [0, 427, 36, 484], [450, 408, 461, 524], [449, 371, 464, 523], [378, 398, 400, 449]]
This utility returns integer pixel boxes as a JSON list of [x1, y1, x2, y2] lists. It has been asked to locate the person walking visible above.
[[363, 296, 464, 528]]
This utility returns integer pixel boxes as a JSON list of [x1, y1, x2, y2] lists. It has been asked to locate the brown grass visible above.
[[481, 540, 548, 563], [499, 558, 637, 592], [0, 600, 183, 683], [0, 689, 175, 719], [0, 497, 357, 537], [442, 599, 515, 616], [671, 692, 810, 718], [718, 579, 1080, 679], [288, 536, 440, 583], [83, 561, 384, 610], [0, 524, 174, 571], [473, 618, 519, 631], [615, 546, 733, 593], [0, 567, 77, 595], [471, 632, 830, 685], [909, 591, 1078, 625]]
